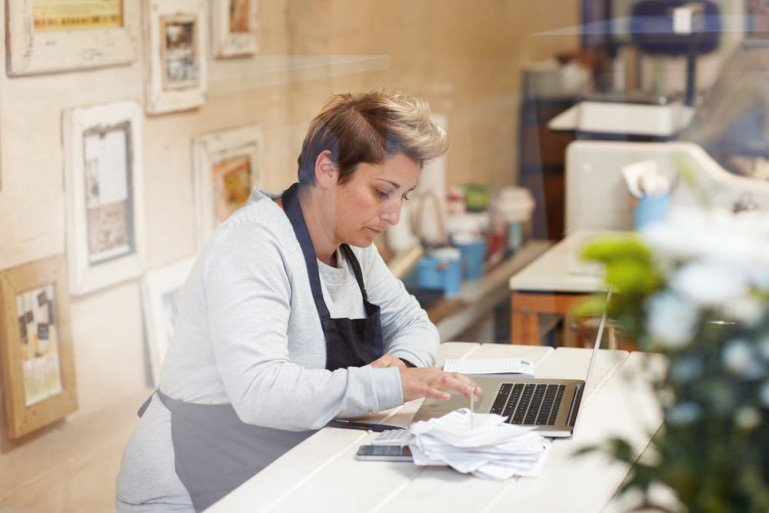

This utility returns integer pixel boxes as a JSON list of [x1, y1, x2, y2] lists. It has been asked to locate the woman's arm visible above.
[[202, 224, 403, 430]]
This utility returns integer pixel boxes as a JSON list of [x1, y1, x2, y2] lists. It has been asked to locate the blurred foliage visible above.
[[576, 232, 769, 513]]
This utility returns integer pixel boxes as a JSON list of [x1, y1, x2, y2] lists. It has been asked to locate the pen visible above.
[[327, 419, 404, 432]]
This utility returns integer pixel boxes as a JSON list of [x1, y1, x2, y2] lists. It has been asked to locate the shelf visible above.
[[432, 240, 551, 342]]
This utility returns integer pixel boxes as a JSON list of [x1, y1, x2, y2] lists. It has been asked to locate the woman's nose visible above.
[[381, 198, 402, 225]]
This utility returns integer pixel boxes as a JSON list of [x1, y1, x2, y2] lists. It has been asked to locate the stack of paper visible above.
[[443, 358, 534, 378], [407, 409, 551, 479]]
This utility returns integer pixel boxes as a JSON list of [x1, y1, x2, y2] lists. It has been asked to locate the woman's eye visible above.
[[402, 193, 410, 201], [376, 189, 391, 199]]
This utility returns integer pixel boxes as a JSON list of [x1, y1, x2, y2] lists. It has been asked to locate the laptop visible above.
[[411, 288, 613, 438]]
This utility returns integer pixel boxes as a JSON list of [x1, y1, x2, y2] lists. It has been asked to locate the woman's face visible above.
[[333, 152, 420, 248]]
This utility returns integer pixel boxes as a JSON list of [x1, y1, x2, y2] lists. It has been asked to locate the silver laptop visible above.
[[412, 288, 612, 438]]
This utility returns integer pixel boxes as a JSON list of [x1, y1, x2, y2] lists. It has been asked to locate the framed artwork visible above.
[[193, 124, 264, 247], [748, 0, 769, 37], [6, 0, 138, 76], [212, 0, 261, 57], [0, 255, 77, 439], [62, 101, 145, 296], [145, 0, 208, 114], [141, 257, 195, 385]]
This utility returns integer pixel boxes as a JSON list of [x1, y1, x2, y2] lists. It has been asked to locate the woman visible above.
[[116, 90, 480, 512]]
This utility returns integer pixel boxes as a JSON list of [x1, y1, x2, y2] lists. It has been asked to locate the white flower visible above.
[[735, 406, 761, 430], [644, 207, 769, 277], [722, 296, 765, 327], [645, 292, 699, 349], [722, 339, 754, 375], [667, 401, 702, 425], [669, 260, 748, 308]]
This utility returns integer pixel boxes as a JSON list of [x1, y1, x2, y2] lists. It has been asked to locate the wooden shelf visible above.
[[431, 240, 551, 342]]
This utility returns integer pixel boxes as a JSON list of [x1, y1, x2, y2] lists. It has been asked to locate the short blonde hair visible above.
[[297, 89, 449, 186]]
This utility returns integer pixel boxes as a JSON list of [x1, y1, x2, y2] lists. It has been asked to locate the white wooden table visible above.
[[207, 342, 665, 513], [508, 231, 619, 346]]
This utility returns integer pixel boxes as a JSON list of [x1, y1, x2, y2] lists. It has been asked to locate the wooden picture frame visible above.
[[0, 255, 77, 439], [141, 257, 196, 386], [193, 124, 264, 247], [62, 101, 145, 296], [145, 0, 208, 114], [212, 0, 261, 57], [6, 0, 138, 76]]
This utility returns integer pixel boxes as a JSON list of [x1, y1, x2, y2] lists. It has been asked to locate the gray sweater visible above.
[[116, 187, 438, 511]]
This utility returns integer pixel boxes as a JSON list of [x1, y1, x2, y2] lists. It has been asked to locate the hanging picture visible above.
[[0, 255, 77, 439], [193, 124, 263, 247], [6, 0, 138, 76], [141, 257, 196, 386], [145, 0, 208, 114], [63, 101, 145, 296], [212, 0, 261, 57]]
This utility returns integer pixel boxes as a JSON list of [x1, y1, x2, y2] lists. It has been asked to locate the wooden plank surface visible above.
[[208, 345, 663, 513]]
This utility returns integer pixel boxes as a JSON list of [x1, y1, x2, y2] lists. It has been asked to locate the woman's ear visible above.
[[314, 150, 338, 188]]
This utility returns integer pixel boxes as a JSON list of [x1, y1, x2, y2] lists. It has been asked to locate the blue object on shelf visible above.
[[417, 249, 462, 297], [455, 239, 486, 281]]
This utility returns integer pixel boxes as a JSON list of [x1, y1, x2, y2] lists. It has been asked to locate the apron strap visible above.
[[137, 390, 156, 417], [282, 183, 332, 322], [282, 184, 371, 320], [339, 243, 369, 303]]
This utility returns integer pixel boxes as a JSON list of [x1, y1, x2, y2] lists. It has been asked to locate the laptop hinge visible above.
[[566, 383, 584, 426]]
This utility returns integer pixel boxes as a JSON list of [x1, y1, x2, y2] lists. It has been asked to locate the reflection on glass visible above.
[[677, 40, 769, 178]]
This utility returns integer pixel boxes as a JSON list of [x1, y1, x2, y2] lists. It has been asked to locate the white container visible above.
[[495, 187, 535, 224], [445, 212, 488, 244], [494, 187, 535, 253]]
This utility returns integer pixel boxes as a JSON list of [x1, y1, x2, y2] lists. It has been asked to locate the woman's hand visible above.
[[399, 367, 482, 403], [370, 353, 407, 369]]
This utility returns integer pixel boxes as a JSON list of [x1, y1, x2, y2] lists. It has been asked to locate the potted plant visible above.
[[579, 207, 769, 513]]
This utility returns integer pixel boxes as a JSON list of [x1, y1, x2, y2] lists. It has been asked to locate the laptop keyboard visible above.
[[489, 383, 565, 426]]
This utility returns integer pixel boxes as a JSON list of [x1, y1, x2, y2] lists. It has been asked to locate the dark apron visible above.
[[138, 182, 384, 512]]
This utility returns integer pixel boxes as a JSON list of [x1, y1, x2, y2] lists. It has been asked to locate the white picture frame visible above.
[[144, 0, 208, 114], [193, 124, 264, 247], [141, 257, 195, 385], [211, 0, 261, 58], [6, 0, 139, 76], [62, 101, 145, 296]]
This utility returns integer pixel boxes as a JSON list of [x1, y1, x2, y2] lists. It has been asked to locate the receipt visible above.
[[443, 358, 534, 378], [407, 409, 551, 479]]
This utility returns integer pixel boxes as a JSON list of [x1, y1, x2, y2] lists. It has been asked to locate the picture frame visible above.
[[193, 124, 264, 247], [141, 257, 196, 386], [0, 255, 77, 439], [6, 0, 139, 76], [144, 0, 208, 114], [211, 0, 261, 57], [62, 101, 145, 296]]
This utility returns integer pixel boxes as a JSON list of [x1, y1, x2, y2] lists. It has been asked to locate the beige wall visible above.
[[0, 2, 579, 511]]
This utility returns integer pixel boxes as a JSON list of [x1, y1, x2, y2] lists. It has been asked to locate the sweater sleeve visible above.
[[353, 245, 439, 368], [202, 223, 404, 431]]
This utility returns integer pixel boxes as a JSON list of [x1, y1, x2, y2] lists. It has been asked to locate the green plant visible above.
[[578, 208, 769, 513]]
